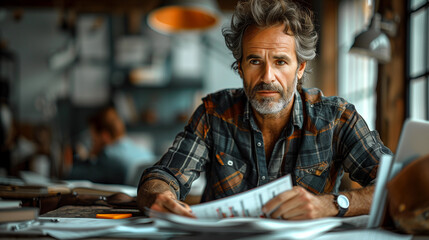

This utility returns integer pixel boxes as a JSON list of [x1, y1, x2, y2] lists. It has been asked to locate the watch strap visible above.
[[337, 204, 347, 217]]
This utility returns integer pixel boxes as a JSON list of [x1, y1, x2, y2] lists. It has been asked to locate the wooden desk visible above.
[[0, 205, 145, 240], [41, 205, 142, 218]]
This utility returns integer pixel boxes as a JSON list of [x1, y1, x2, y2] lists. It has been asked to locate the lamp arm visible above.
[[372, 0, 398, 37], [374, 0, 379, 17], [380, 20, 397, 37]]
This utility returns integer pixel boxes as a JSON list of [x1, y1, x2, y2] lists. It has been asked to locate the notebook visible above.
[[367, 119, 429, 228]]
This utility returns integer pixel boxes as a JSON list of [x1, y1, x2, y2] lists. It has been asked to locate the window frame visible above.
[[406, 0, 429, 120]]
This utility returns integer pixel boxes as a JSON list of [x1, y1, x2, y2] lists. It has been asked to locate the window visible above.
[[407, 0, 429, 120], [338, 0, 377, 130]]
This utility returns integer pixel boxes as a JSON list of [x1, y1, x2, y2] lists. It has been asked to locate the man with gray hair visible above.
[[137, 0, 392, 220]]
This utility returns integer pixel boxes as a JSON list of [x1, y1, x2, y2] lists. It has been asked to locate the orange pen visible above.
[[96, 213, 133, 219]]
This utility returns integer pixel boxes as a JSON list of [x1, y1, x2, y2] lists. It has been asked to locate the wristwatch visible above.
[[333, 193, 349, 217]]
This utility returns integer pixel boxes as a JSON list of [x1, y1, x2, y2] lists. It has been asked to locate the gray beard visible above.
[[249, 95, 288, 115], [245, 74, 298, 116]]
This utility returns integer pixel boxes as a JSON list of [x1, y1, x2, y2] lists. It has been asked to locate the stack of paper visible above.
[[0, 199, 38, 224], [191, 174, 293, 219], [149, 208, 342, 239], [0, 171, 137, 198]]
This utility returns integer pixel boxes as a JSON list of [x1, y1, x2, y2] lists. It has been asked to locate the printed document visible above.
[[191, 174, 293, 219]]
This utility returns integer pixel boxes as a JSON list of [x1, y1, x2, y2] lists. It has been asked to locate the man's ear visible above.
[[237, 61, 243, 78], [297, 61, 307, 79]]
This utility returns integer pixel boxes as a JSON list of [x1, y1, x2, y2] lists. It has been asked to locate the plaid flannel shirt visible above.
[[139, 88, 392, 202]]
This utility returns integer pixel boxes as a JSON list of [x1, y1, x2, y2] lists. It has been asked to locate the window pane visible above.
[[411, 0, 426, 10], [410, 9, 427, 77], [410, 78, 427, 120], [338, 0, 377, 130]]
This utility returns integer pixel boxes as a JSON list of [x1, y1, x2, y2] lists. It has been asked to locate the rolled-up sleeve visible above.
[[138, 104, 211, 200], [337, 105, 393, 187]]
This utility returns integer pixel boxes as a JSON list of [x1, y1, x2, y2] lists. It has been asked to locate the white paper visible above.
[[77, 15, 109, 60], [171, 35, 202, 79], [241, 219, 343, 240], [115, 36, 150, 67], [147, 208, 342, 239], [61, 180, 138, 197], [314, 229, 412, 240], [341, 215, 369, 228], [11, 172, 137, 197], [7, 217, 166, 240], [191, 174, 293, 219]]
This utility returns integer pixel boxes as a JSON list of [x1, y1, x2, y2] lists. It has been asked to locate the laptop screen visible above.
[[367, 119, 429, 228]]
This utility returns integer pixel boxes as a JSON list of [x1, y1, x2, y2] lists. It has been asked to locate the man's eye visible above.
[[250, 60, 260, 65], [277, 60, 286, 65]]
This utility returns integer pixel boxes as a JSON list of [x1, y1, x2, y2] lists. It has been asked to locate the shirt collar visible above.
[[244, 98, 252, 122], [292, 90, 304, 129], [243, 90, 304, 130]]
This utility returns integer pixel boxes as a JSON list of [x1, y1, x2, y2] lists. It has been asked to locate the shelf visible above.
[[126, 122, 186, 132], [111, 79, 203, 91]]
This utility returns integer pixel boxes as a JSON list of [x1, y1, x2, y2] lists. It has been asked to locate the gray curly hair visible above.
[[223, 0, 318, 90]]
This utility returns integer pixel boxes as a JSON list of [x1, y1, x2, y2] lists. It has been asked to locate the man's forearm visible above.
[[342, 185, 374, 216], [319, 185, 375, 217], [137, 179, 177, 212]]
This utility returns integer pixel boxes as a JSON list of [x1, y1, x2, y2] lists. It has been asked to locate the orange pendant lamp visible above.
[[147, 0, 220, 34]]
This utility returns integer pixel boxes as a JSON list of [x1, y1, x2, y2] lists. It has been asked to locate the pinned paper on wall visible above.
[[71, 64, 109, 107]]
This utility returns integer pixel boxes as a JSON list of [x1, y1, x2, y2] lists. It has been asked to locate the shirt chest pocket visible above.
[[210, 152, 248, 198], [295, 160, 330, 194]]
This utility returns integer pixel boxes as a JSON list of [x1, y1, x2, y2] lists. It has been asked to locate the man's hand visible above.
[[137, 179, 195, 218], [262, 185, 375, 220], [150, 191, 195, 218], [262, 186, 337, 220]]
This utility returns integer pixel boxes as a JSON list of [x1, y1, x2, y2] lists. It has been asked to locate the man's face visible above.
[[239, 24, 306, 116]]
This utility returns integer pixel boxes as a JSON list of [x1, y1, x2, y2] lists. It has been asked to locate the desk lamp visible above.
[[349, 0, 397, 63]]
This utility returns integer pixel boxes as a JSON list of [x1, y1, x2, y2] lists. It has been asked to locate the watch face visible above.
[[337, 195, 350, 208]]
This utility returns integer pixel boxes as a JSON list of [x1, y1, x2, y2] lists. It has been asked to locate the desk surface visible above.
[[0, 205, 427, 240], [0, 206, 144, 240]]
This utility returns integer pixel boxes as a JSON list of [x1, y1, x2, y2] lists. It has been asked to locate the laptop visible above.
[[367, 119, 429, 228]]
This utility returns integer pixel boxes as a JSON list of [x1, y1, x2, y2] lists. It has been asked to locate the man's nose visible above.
[[261, 63, 275, 84]]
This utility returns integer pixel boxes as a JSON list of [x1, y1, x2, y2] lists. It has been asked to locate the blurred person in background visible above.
[[65, 106, 154, 185]]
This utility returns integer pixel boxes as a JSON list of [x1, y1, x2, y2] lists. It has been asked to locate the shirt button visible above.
[[227, 160, 233, 166], [257, 142, 262, 147], [261, 176, 266, 180]]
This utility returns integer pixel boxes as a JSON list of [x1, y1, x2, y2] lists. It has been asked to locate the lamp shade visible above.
[[349, 14, 391, 63], [147, 0, 220, 34]]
